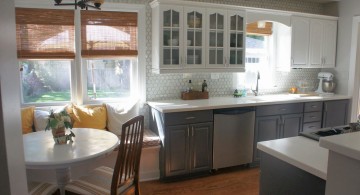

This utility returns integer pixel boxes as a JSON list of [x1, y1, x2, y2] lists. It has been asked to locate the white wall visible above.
[[330, 0, 360, 95], [0, 0, 28, 194]]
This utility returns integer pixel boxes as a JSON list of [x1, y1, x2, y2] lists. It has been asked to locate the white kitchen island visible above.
[[319, 131, 360, 195], [258, 132, 360, 195], [257, 136, 328, 195]]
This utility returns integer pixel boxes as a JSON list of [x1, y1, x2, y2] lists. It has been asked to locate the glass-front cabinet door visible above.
[[207, 9, 227, 68], [184, 8, 205, 68], [228, 11, 245, 68], [160, 6, 183, 69]]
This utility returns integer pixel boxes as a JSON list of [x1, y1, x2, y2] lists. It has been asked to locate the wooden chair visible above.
[[65, 115, 145, 195]]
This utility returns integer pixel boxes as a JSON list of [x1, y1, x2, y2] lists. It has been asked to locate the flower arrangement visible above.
[[45, 109, 75, 144], [45, 109, 73, 131]]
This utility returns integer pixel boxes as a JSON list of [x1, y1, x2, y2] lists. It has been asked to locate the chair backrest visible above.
[[111, 115, 144, 195]]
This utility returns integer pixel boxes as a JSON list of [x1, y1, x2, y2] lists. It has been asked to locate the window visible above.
[[235, 21, 291, 90], [16, 8, 75, 103], [20, 60, 71, 103], [81, 11, 138, 101], [85, 58, 136, 100], [15, 5, 144, 105]]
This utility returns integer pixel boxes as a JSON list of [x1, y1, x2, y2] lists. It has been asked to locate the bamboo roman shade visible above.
[[246, 22, 273, 36], [16, 8, 75, 59], [81, 10, 138, 58]]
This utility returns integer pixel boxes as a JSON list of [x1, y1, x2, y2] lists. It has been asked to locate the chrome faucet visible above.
[[252, 71, 260, 96]]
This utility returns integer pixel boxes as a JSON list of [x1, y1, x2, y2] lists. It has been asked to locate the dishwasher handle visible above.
[[214, 107, 255, 115]]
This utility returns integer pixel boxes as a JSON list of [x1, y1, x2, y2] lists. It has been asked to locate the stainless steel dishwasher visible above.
[[213, 107, 255, 169]]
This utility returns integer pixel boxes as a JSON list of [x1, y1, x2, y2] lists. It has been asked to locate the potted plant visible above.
[[45, 109, 74, 144]]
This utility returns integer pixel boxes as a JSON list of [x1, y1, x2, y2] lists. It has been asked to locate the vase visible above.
[[52, 126, 67, 145], [52, 127, 65, 138]]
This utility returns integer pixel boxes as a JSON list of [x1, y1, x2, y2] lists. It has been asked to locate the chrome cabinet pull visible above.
[[308, 126, 316, 129], [187, 127, 190, 137], [310, 116, 317, 119], [280, 108, 287, 111], [185, 116, 195, 120], [311, 105, 317, 108], [192, 126, 194, 137]]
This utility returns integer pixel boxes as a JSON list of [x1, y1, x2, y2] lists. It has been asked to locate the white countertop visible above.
[[319, 131, 360, 161], [257, 136, 328, 180], [147, 94, 350, 113]]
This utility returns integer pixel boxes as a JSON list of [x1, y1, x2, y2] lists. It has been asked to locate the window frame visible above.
[[15, 1, 146, 106]]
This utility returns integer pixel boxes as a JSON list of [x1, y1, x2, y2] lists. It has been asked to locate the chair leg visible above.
[[134, 182, 140, 195]]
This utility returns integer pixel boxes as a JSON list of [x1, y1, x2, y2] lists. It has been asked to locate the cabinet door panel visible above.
[[282, 113, 303, 138], [160, 6, 183, 69], [166, 125, 189, 177], [190, 122, 213, 172], [254, 116, 280, 161], [309, 19, 323, 68], [291, 16, 310, 67], [323, 100, 348, 128], [227, 11, 245, 68], [184, 7, 205, 68], [206, 9, 227, 68], [322, 20, 337, 68]]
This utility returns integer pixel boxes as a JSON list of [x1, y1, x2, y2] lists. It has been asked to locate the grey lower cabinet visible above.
[[322, 100, 349, 128], [165, 122, 213, 177], [303, 101, 323, 132], [254, 103, 303, 162], [149, 108, 213, 179]]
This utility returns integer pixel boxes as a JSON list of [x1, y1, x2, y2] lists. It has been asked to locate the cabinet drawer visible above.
[[256, 103, 303, 116], [303, 112, 322, 123], [302, 122, 322, 132], [165, 110, 213, 126], [304, 102, 323, 112]]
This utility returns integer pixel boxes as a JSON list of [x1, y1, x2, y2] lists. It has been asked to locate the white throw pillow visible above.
[[33, 106, 67, 131], [34, 110, 49, 131], [106, 102, 138, 136]]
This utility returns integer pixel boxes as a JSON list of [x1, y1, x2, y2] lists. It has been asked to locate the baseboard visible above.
[[140, 170, 160, 181]]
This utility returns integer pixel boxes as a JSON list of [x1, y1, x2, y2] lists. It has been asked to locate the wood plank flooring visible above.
[[58, 166, 259, 195], [140, 166, 260, 195]]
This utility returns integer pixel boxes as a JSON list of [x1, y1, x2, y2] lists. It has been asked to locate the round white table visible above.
[[23, 128, 119, 195]]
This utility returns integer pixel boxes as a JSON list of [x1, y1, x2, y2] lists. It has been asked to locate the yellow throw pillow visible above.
[[21, 106, 35, 134], [72, 104, 107, 130]]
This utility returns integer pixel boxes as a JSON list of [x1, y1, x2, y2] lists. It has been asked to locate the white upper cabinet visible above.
[[151, 0, 245, 73], [291, 16, 337, 68], [184, 7, 206, 69], [206, 9, 245, 70], [291, 16, 310, 68], [321, 20, 337, 68]]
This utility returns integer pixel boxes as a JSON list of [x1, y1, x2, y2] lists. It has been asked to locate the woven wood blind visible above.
[[16, 8, 75, 59], [247, 22, 273, 36], [81, 10, 138, 58]]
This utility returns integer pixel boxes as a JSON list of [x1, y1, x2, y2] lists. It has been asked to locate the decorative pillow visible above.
[[21, 106, 35, 134], [106, 102, 138, 136], [72, 104, 107, 130], [33, 110, 49, 131]]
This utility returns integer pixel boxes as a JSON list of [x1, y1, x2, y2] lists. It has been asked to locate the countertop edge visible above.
[[257, 137, 328, 180], [147, 95, 351, 113], [319, 132, 360, 161]]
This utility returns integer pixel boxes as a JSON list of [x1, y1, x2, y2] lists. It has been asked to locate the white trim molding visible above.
[[348, 16, 360, 121]]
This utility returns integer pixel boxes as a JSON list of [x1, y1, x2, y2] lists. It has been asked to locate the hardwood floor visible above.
[[140, 166, 260, 195], [58, 166, 259, 195]]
